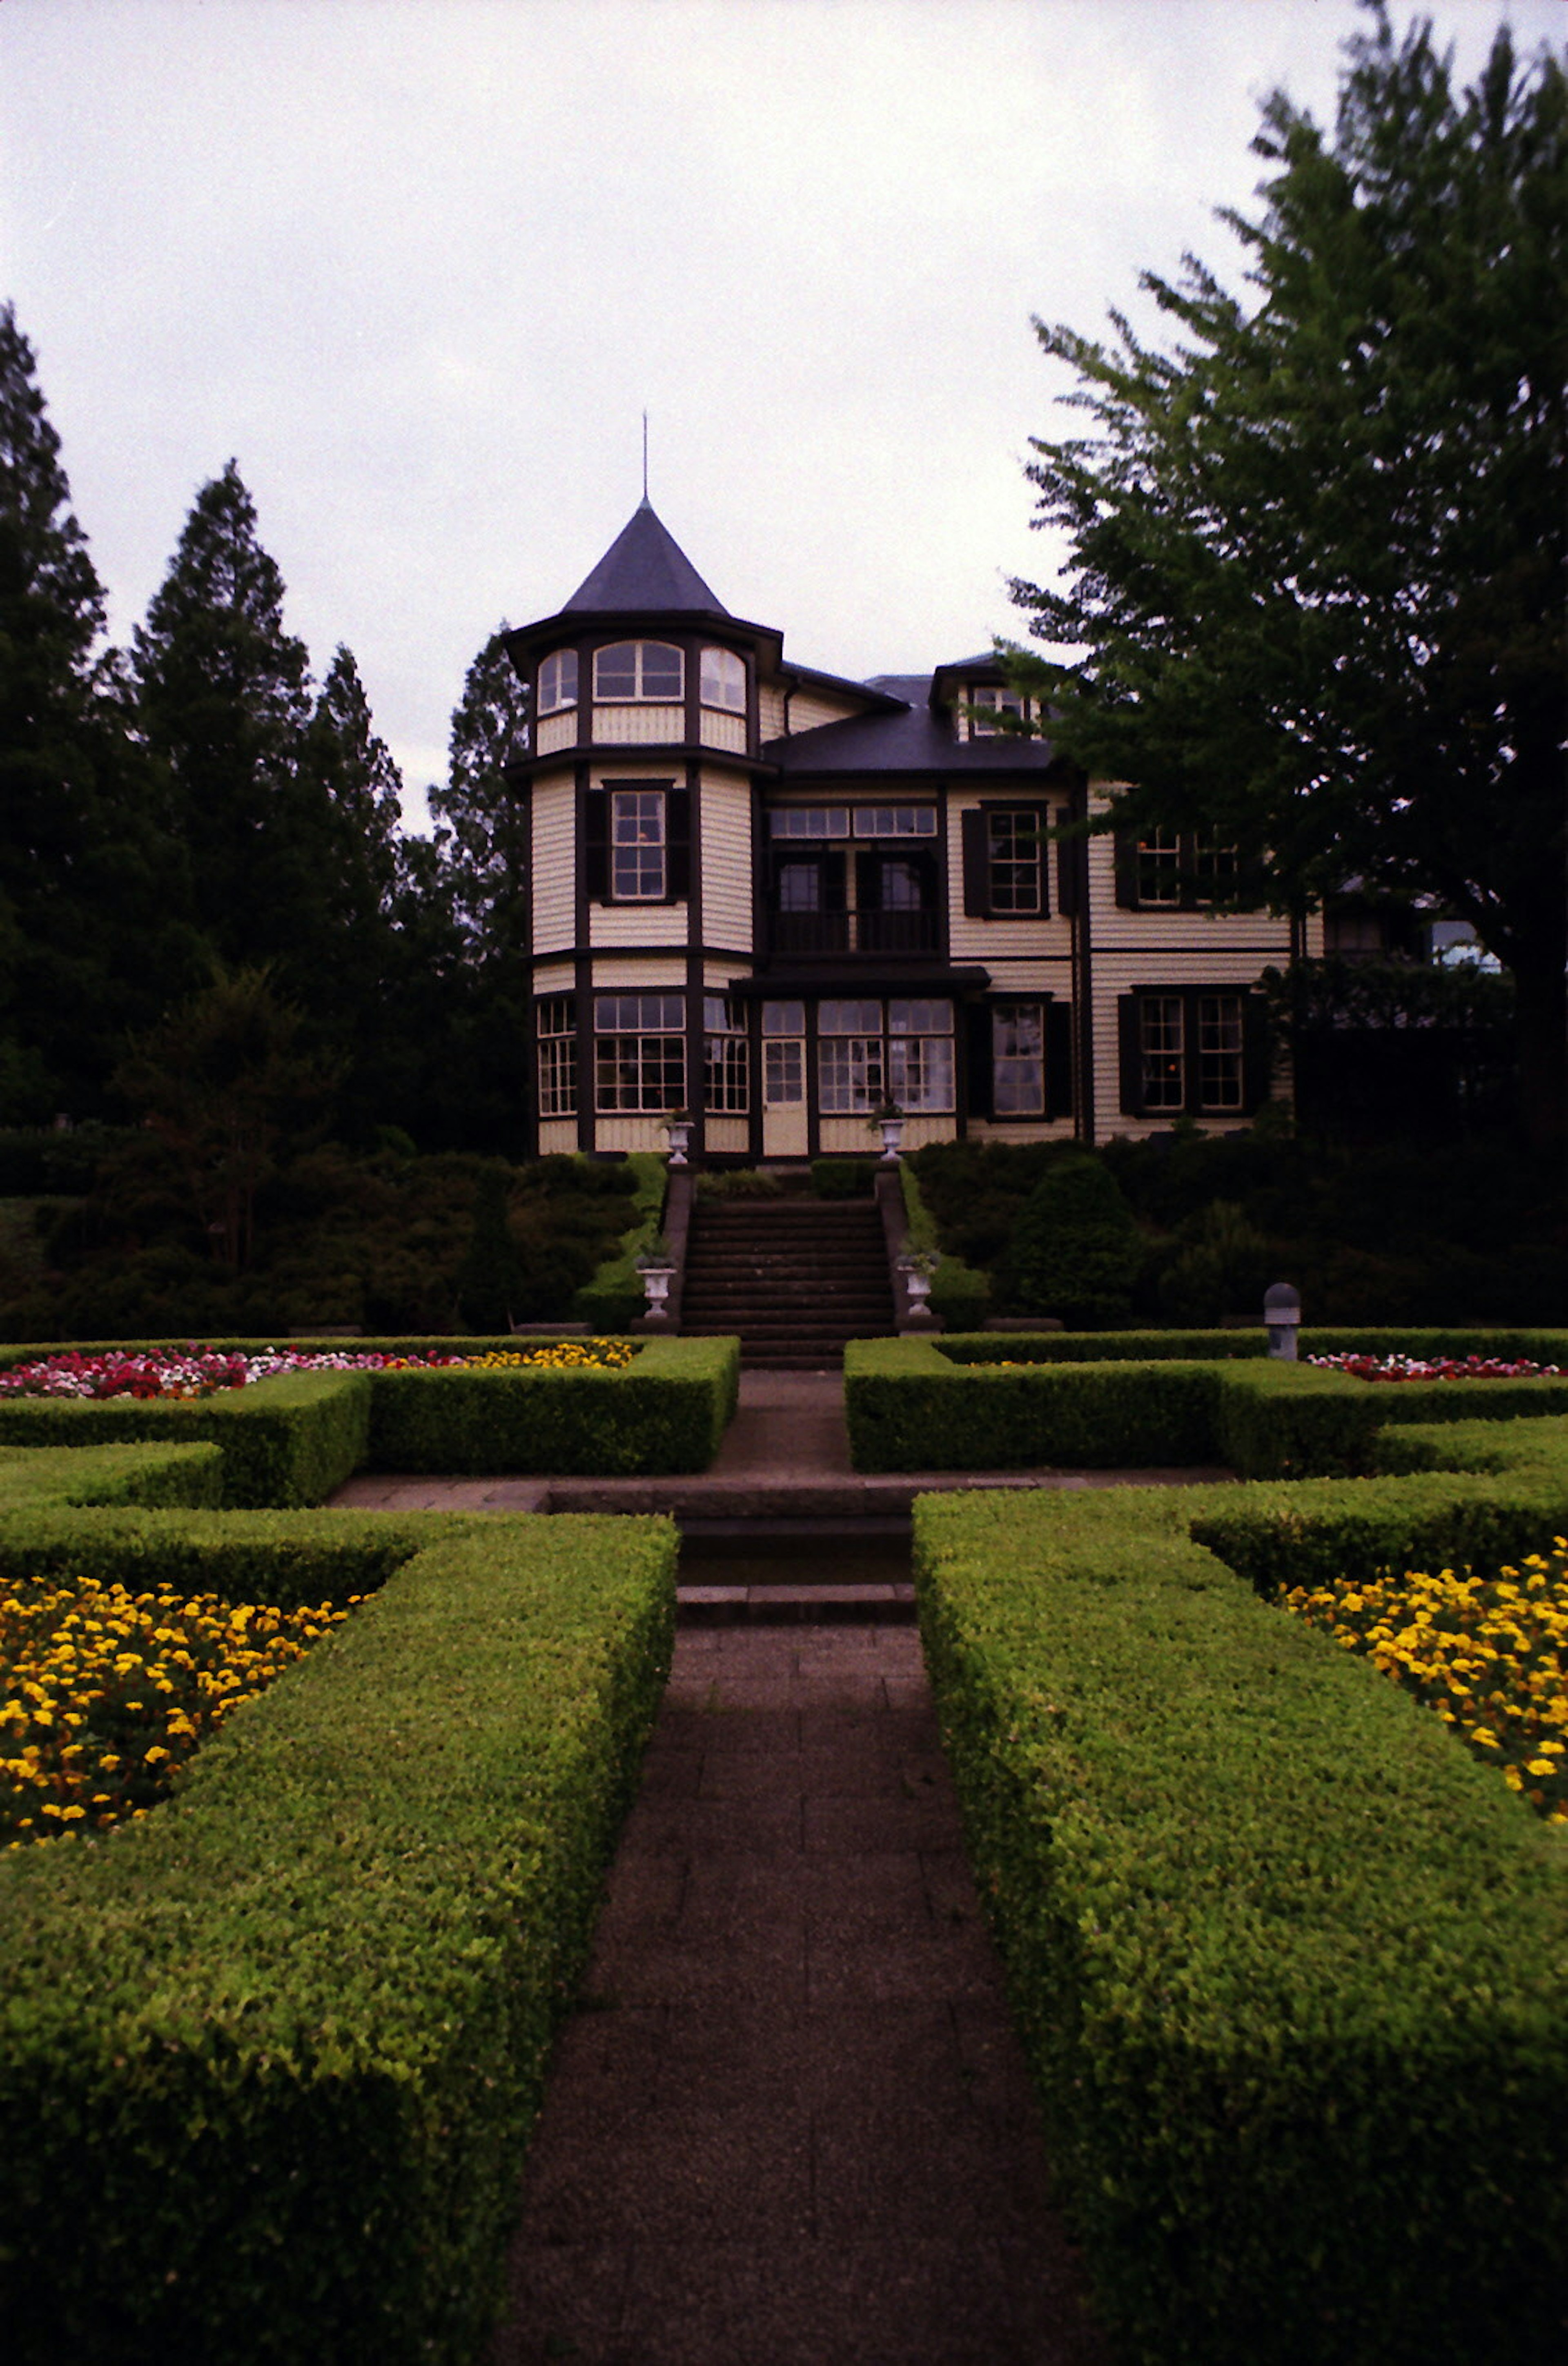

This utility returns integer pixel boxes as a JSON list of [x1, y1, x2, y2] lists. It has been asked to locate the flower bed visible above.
[[1282, 1538, 1568, 1823], [0, 1340, 638, 1401], [2, 1575, 353, 1847], [1310, 1351, 1564, 1382]]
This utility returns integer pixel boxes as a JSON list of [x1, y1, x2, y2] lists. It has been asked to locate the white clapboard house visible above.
[[502, 501, 1320, 1163]]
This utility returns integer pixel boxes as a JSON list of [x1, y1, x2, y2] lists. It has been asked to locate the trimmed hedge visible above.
[[0, 1439, 224, 1515], [368, 1334, 740, 1475], [0, 1370, 371, 1508], [0, 1508, 677, 2366], [845, 1331, 1568, 1477], [914, 1479, 1568, 2365], [0, 1333, 742, 1488]]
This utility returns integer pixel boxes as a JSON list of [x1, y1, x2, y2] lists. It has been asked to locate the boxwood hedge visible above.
[[846, 1328, 1568, 1477], [914, 1445, 1568, 2366], [0, 1505, 677, 2366]]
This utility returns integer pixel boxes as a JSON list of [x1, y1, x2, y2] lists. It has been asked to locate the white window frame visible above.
[[700, 646, 746, 713], [853, 806, 937, 837], [610, 787, 667, 901], [539, 650, 579, 715], [987, 809, 1044, 914], [593, 993, 686, 1112], [992, 1002, 1045, 1116], [771, 807, 850, 839], [535, 995, 577, 1117], [593, 640, 684, 702], [970, 686, 1026, 738]]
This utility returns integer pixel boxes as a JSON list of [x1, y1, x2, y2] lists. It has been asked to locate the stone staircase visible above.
[[679, 1196, 896, 1368]]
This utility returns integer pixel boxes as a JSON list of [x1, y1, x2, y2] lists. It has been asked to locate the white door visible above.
[[761, 1001, 809, 1158]]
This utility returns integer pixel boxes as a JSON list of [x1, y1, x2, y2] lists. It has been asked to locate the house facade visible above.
[[502, 501, 1320, 1163]]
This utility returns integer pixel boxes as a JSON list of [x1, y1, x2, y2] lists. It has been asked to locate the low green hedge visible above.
[[914, 1479, 1568, 2365], [0, 1439, 224, 1515], [0, 1370, 371, 1508], [368, 1334, 740, 1475], [846, 1332, 1568, 1477], [0, 1508, 677, 2366], [0, 1334, 742, 1489]]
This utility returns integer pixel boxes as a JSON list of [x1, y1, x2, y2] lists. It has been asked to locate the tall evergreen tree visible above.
[[0, 303, 187, 1119], [430, 624, 531, 950], [133, 462, 335, 989], [1008, 7, 1568, 1149]]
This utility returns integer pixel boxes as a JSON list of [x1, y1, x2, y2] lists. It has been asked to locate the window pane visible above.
[[1197, 994, 1244, 1109], [761, 1001, 805, 1036], [595, 1034, 686, 1111], [888, 1034, 954, 1113], [764, 1039, 804, 1103], [992, 1002, 1044, 1115], [594, 642, 638, 699], [640, 642, 684, 699], [610, 789, 666, 900], [987, 809, 1042, 913], [1137, 830, 1182, 906], [1140, 996, 1186, 1110], [853, 806, 937, 837], [704, 1025, 749, 1112], [888, 999, 952, 1035], [778, 860, 821, 912], [539, 651, 578, 713], [771, 807, 849, 839], [700, 646, 745, 711], [818, 1036, 882, 1112], [971, 686, 1025, 736], [1194, 832, 1239, 902], [819, 1000, 883, 1035]]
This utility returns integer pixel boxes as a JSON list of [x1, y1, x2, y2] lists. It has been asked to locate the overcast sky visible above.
[[2, 0, 1557, 829]]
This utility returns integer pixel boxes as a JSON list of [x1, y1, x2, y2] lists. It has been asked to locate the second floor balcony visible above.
[[766, 907, 940, 958]]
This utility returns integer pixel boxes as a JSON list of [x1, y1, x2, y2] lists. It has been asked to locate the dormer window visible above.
[[594, 640, 684, 701], [539, 650, 579, 714], [970, 686, 1026, 738], [700, 646, 746, 712]]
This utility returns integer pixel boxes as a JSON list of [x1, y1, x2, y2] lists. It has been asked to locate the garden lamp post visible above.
[[1264, 1282, 1301, 1360]]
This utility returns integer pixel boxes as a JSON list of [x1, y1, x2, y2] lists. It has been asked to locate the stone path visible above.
[[488, 1625, 1114, 2366]]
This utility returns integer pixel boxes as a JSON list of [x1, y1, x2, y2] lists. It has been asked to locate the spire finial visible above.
[[641, 410, 649, 504]]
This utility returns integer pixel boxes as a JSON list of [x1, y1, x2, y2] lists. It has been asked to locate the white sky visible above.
[[2, 0, 1557, 830]]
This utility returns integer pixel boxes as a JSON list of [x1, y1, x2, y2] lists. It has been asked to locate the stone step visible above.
[[676, 1581, 915, 1625]]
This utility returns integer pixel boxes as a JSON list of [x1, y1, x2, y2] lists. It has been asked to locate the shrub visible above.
[[915, 1482, 1568, 2364], [811, 1157, 876, 1199], [1001, 1155, 1143, 1324]]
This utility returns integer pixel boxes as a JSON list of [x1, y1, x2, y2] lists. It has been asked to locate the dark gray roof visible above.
[[768, 674, 1060, 774], [563, 500, 728, 616]]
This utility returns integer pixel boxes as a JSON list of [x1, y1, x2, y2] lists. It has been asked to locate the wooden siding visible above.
[[537, 1119, 578, 1156], [531, 772, 575, 954], [1090, 947, 1278, 1143], [705, 960, 753, 992], [699, 709, 747, 753], [588, 904, 689, 949], [758, 683, 787, 740], [590, 957, 686, 989], [704, 1118, 748, 1154], [594, 1116, 666, 1154], [536, 711, 577, 755], [701, 772, 754, 950], [592, 704, 680, 744], [531, 959, 574, 995], [788, 686, 869, 733], [977, 957, 1075, 994], [946, 791, 1073, 965]]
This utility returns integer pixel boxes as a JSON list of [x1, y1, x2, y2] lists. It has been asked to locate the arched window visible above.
[[539, 649, 579, 714], [593, 641, 684, 701], [700, 645, 745, 712]]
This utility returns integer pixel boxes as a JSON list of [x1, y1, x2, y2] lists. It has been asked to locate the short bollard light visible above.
[[1264, 1281, 1301, 1360]]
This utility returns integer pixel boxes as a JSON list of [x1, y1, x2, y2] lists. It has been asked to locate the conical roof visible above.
[[562, 498, 728, 616]]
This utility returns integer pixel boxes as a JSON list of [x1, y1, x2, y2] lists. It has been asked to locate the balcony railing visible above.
[[768, 909, 938, 956]]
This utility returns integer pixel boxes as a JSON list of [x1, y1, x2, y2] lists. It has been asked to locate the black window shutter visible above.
[[1113, 831, 1138, 909], [960, 810, 990, 916], [1117, 996, 1145, 1114], [666, 786, 691, 900], [1031, 807, 1051, 919], [1237, 849, 1269, 911], [856, 850, 883, 911], [584, 786, 608, 902], [822, 849, 847, 911], [967, 1003, 994, 1121], [1241, 992, 1272, 1112], [1046, 1000, 1074, 1119]]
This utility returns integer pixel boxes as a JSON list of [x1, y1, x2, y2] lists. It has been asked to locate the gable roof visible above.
[[562, 499, 729, 616], [769, 673, 1062, 773]]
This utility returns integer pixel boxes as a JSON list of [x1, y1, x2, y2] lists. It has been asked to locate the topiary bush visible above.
[[1001, 1155, 1143, 1326]]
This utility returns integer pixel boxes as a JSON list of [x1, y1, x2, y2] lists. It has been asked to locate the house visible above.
[[501, 501, 1320, 1162]]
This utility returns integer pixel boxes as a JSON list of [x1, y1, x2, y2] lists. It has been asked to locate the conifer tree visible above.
[[0, 304, 187, 1119], [134, 462, 333, 988]]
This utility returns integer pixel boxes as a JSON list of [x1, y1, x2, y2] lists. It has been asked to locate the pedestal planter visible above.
[[878, 1117, 905, 1163]]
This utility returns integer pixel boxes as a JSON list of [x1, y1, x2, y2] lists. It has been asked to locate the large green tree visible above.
[[0, 305, 189, 1118], [1008, 5, 1566, 1149], [133, 461, 334, 987]]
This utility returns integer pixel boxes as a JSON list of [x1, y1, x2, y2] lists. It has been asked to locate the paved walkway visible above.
[[488, 1625, 1114, 2366]]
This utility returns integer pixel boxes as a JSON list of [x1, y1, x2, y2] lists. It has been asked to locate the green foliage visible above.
[[573, 1151, 668, 1328], [0, 1510, 675, 2366], [898, 1163, 990, 1325], [454, 1163, 530, 1331], [1008, 10, 1568, 1145], [1156, 1199, 1271, 1325], [844, 1330, 1568, 1477], [1002, 1154, 1143, 1324], [0, 1370, 371, 1508], [368, 1335, 740, 1476], [811, 1157, 876, 1199], [915, 1477, 1568, 2364]]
